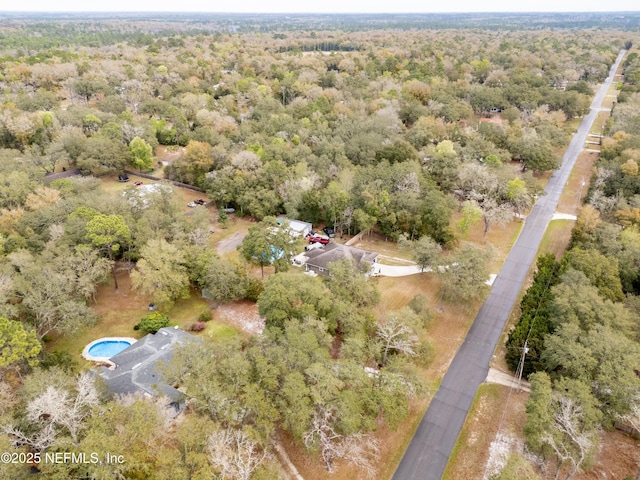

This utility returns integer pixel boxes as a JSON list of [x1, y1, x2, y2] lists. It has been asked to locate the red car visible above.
[[308, 235, 330, 245]]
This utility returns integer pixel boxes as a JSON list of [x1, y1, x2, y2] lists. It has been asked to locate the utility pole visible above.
[[515, 340, 529, 393]]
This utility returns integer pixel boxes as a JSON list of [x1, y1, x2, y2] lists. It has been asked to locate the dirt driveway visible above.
[[215, 231, 247, 254]]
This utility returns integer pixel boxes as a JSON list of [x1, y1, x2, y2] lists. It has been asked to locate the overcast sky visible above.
[[2, 0, 639, 13]]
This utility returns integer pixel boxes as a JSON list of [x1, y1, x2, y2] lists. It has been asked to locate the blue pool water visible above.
[[88, 340, 132, 358]]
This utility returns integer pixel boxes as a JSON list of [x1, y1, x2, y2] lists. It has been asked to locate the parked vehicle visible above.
[[223, 207, 236, 213], [187, 201, 197, 207], [118, 175, 130, 182], [323, 226, 336, 238], [309, 235, 330, 245], [133, 181, 143, 186], [194, 199, 206, 205], [305, 242, 325, 251]]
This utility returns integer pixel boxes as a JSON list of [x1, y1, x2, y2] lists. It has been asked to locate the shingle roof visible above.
[[304, 242, 378, 270], [99, 327, 201, 403]]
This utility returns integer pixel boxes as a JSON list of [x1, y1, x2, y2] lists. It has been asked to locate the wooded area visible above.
[[0, 12, 639, 480]]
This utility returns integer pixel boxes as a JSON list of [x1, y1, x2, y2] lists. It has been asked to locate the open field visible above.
[[557, 150, 599, 215], [443, 383, 528, 480], [445, 382, 640, 480], [44, 270, 233, 366], [98, 173, 211, 213], [537, 219, 573, 259], [346, 232, 413, 261]]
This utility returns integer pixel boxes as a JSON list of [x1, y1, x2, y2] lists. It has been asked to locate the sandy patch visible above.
[[215, 301, 264, 335]]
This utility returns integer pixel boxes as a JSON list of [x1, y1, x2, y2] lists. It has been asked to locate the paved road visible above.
[[392, 50, 626, 480]]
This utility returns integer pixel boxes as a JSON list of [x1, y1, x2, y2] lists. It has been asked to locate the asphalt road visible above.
[[392, 50, 626, 480]]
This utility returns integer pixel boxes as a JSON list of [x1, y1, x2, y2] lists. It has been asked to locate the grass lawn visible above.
[[44, 271, 239, 369], [557, 150, 598, 215], [345, 231, 412, 261], [537, 219, 573, 259], [443, 383, 528, 480], [97, 173, 211, 214]]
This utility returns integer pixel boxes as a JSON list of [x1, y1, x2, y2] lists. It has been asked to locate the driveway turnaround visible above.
[[392, 50, 626, 480], [375, 264, 425, 277]]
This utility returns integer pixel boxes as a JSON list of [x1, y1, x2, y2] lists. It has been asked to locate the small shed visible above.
[[277, 217, 313, 237]]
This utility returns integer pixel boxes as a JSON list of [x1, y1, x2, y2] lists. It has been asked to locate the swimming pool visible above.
[[88, 340, 132, 358], [82, 337, 137, 365]]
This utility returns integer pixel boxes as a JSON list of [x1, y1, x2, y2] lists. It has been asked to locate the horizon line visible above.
[[1, 10, 639, 14]]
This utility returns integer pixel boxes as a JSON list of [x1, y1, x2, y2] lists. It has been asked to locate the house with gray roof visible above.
[[302, 242, 378, 276], [98, 327, 201, 410]]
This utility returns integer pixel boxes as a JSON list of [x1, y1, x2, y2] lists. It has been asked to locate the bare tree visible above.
[[207, 428, 268, 480], [542, 395, 598, 480], [481, 198, 513, 237], [4, 423, 57, 452], [377, 317, 419, 366], [5, 372, 100, 450], [303, 407, 380, 477]]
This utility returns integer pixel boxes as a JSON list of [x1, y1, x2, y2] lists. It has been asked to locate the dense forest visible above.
[[0, 13, 639, 479]]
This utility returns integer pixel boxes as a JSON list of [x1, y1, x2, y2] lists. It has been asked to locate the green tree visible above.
[[240, 223, 273, 280], [78, 396, 170, 479], [455, 200, 483, 239], [258, 273, 333, 330], [549, 270, 635, 335], [240, 217, 300, 278], [489, 453, 540, 480], [131, 239, 190, 308], [524, 372, 555, 455], [542, 323, 640, 423], [399, 234, 442, 272], [437, 243, 491, 309], [525, 373, 601, 480], [8, 250, 98, 339], [506, 177, 532, 216], [85, 214, 131, 289], [201, 256, 247, 303], [129, 136, 154, 173], [420, 188, 455, 246], [77, 136, 131, 174], [505, 254, 564, 375], [134, 312, 173, 334], [0, 317, 41, 372], [564, 248, 624, 302], [325, 258, 380, 310]]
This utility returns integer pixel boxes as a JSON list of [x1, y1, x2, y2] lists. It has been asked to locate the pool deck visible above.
[[82, 337, 138, 367]]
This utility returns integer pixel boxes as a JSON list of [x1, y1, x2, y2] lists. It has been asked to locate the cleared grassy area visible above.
[[443, 383, 528, 480], [346, 232, 412, 260], [537, 219, 573, 259], [557, 150, 598, 216], [98, 173, 211, 213], [45, 272, 238, 369], [209, 215, 253, 253], [200, 323, 239, 343]]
